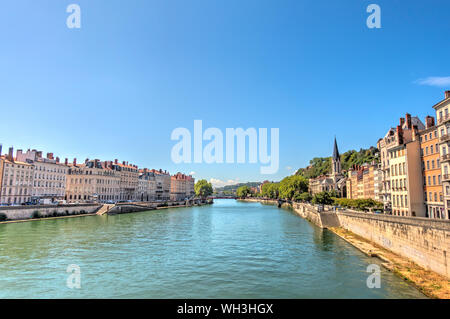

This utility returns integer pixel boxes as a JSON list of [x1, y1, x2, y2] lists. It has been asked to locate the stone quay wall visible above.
[[337, 211, 450, 278], [0, 204, 101, 221]]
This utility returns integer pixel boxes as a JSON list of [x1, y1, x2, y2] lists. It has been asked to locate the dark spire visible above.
[[333, 137, 340, 161]]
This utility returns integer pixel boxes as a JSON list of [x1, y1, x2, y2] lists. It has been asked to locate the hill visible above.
[[295, 147, 379, 179]]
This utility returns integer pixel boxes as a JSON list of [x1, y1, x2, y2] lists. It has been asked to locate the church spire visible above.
[[332, 137, 340, 161]]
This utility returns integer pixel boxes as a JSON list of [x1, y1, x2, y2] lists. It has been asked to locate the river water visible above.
[[0, 199, 425, 298]]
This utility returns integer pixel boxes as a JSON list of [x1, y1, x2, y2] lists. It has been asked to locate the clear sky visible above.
[[0, 0, 449, 187]]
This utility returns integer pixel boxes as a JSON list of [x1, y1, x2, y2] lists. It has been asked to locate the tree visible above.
[[295, 192, 312, 202], [279, 175, 309, 200], [236, 186, 252, 198], [312, 191, 333, 205], [194, 179, 213, 199]]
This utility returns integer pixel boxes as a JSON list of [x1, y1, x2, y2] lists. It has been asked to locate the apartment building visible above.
[[16, 149, 67, 204], [346, 163, 381, 200], [433, 90, 450, 219], [383, 114, 426, 217], [0, 147, 34, 205], [65, 159, 121, 203], [170, 173, 188, 201], [137, 169, 156, 202], [419, 116, 444, 218], [152, 169, 171, 200], [115, 160, 139, 201]]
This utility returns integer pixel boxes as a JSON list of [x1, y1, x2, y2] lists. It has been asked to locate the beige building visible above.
[[383, 114, 425, 217], [346, 163, 381, 200], [433, 90, 450, 219], [0, 147, 34, 205], [115, 160, 139, 201], [137, 169, 156, 202], [65, 159, 121, 203], [16, 149, 68, 204], [152, 169, 171, 200], [170, 172, 195, 201]]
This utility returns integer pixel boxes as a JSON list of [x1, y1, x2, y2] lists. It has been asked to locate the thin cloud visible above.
[[415, 76, 450, 87], [209, 178, 240, 188], [189, 171, 196, 176]]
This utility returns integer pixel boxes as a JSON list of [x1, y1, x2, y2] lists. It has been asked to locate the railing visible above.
[[442, 174, 450, 181], [442, 154, 450, 162], [438, 113, 450, 125], [440, 134, 450, 143]]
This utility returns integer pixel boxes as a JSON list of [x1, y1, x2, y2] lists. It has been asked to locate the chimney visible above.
[[36, 151, 42, 158], [412, 125, 418, 141], [445, 91, 450, 99], [85, 158, 89, 164], [397, 125, 404, 144], [16, 149, 23, 158], [399, 117, 405, 127], [56, 157, 60, 163], [73, 158, 77, 166], [47, 153, 54, 160], [8, 147, 13, 161], [123, 161, 126, 165], [114, 159, 118, 164], [405, 113, 412, 129], [65, 158, 68, 165], [425, 115, 435, 129]]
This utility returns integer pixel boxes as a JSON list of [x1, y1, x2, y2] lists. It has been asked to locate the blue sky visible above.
[[0, 0, 449, 187]]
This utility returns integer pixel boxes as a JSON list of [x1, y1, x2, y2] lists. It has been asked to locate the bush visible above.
[[0, 213, 7, 221], [333, 198, 383, 211]]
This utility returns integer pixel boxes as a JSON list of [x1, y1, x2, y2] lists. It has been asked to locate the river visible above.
[[0, 199, 425, 298]]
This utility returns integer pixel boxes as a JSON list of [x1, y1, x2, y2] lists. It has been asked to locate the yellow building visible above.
[[419, 117, 444, 218]]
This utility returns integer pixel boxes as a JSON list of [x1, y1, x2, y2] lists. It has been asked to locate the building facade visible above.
[[65, 159, 121, 203], [419, 117, 444, 218], [137, 169, 156, 202], [346, 163, 381, 200], [153, 169, 171, 200], [0, 147, 34, 205], [433, 90, 450, 219], [16, 149, 67, 204]]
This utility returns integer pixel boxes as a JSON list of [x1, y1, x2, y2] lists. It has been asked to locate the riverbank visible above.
[[240, 198, 450, 299], [0, 199, 213, 224]]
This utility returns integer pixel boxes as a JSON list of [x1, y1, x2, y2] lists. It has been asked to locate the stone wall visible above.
[[292, 202, 340, 228], [0, 204, 101, 221], [337, 211, 450, 278]]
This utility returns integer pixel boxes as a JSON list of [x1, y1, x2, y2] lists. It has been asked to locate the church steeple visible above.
[[332, 137, 341, 177]]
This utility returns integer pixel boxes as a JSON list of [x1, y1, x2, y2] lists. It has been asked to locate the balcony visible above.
[[442, 174, 450, 182], [438, 113, 450, 125], [442, 154, 450, 162], [440, 134, 450, 143]]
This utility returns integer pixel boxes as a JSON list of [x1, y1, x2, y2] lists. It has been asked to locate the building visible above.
[[170, 173, 195, 201], [382, 114, 426, 217], [432, 90, 450, 219], [0, 147, 34, 205], [419, 116, 444, 218], [346, 162, 381, 200], [16, 149, 68, 204], [137, 169, 156, 202], [65, 159, 121, 203], [152, 169, 171, 200], [309, 137, 346, 197], [115, 160, 139, 201]]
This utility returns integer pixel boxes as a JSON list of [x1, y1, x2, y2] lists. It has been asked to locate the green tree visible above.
[[295, 192, 312, 202], [279, 175, 309, 200], [236, 186, 252, 198], [194, 179, 213, 199], [312, 191, 334, 205]]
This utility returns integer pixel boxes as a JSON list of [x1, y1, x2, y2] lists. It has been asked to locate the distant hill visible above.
[[214, 182, 263, 194], [295, 147, 379, 179]]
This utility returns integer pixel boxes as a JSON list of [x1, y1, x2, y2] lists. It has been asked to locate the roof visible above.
[[333, 137, 340, 160]]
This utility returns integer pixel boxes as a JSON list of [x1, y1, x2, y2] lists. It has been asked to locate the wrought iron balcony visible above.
[[442, 154, 450, 162], [440, 134, 450, 143], [442, 174, 450, 182], [438, 113, 450, 125]]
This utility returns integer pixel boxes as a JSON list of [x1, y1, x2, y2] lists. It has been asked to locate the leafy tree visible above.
[[279, 175, 309, 200], [294, 192, 312, 202], [311, 191, 334, 205], [194, 179, 213, 198], [236, 186, 252, 198], [261, 182, 280, 199]]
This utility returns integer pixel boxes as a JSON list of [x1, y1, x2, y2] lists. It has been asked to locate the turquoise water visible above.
[[0, 199, 425, 298]]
